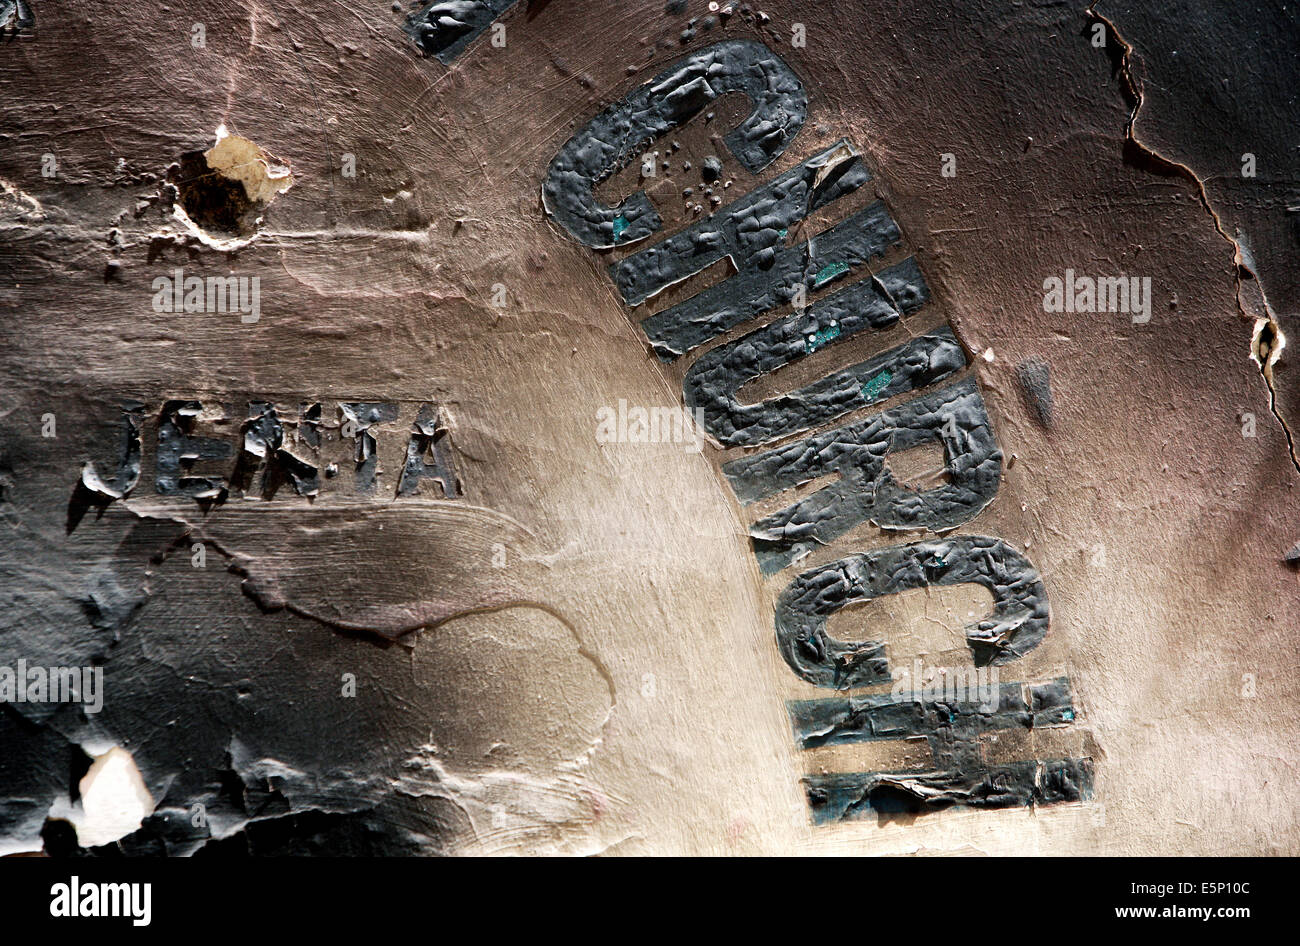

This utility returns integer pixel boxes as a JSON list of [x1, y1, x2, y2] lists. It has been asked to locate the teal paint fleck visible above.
[[861, 369, 892, 401], [1063, 709, 1075, 721], [814, 260, 849, 287], [804, 321, 842, 354], [612, 215, 629, 241]]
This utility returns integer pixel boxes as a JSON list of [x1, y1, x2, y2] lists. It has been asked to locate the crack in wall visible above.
[[1087, 5, 1300, 476]]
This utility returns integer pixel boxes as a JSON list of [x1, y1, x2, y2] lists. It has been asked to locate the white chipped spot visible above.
[[1251, 316, 1286, 377], [73, 747, 155, 847]]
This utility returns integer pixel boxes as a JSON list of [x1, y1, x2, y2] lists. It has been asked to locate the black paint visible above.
[[724, 378, 1003, 574], [397, 404, 460, 498], [403, 0, 521, 63], [773, 535, 1048, 688], [618, 144, 898, 360], [683, 258, 946, 447], [794, 678, 1089, 821], [340, 403, 399, 495], [803, 758, 1092, 822], [543, 40, 807, 249], [156, 400, 232, 501], [67, 402, 144, 533], [231, 403, 320, 500]]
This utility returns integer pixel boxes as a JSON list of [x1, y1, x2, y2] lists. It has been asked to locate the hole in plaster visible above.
[[1252, 317, 1286, 379], [169, 126, 293, 249]]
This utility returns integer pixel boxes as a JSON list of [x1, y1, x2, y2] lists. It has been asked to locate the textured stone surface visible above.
[[0, 0, 1296, 855]]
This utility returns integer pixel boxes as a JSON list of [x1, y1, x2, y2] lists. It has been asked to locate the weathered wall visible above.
[[0, 0, 1295, 855]]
